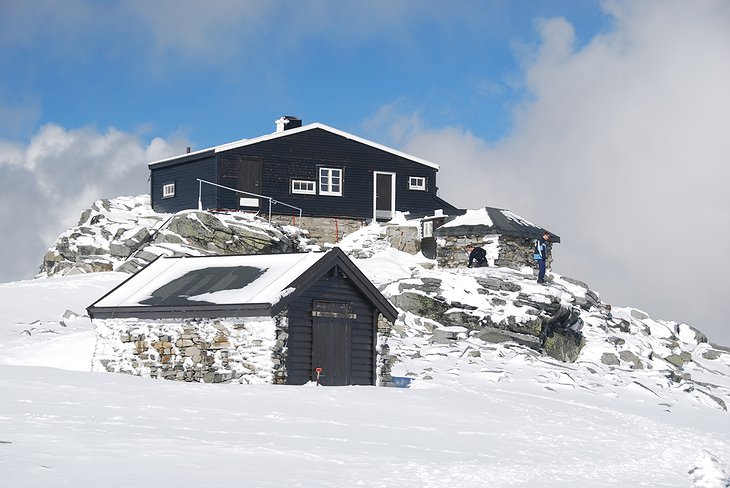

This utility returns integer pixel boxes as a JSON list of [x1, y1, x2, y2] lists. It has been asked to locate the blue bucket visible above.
[[391, 376, 414, 388]]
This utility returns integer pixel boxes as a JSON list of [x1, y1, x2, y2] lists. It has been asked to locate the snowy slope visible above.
[[1, 210, 729, 486]]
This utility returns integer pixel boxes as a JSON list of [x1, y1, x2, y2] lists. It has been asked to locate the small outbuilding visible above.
[[88, 248, 398, 386], [433, 207, 560, 270]]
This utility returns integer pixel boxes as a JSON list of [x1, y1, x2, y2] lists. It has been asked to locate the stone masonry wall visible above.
[[436, 234, 553, 272], [376, 314, 396, 385], [271, 215, 367, 245], [93, 315, 288, 384]]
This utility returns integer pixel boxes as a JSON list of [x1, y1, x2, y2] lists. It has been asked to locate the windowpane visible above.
[[319, 168, 342, 196]]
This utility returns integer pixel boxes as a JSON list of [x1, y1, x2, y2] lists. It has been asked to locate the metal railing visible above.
[[197, 179, 303, 222]]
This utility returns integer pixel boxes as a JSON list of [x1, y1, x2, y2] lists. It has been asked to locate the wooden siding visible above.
[[151, 155, 218, 213], [285, 266, 376, 385], [217, 128, 450, 219]]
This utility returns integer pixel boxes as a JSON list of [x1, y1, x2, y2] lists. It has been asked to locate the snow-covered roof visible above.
[[88, 248, 398, 320], [435, 207, 561, 242], [92, 253, 325, 310], [149, 122, 440, 170]]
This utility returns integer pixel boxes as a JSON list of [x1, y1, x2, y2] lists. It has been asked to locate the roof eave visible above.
[[148, 122, 440, 170], [88, 303, 273, 320]]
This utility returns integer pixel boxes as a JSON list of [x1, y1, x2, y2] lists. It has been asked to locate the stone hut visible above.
[[433, 207, 560, 270], [88, 248, 398, 386]]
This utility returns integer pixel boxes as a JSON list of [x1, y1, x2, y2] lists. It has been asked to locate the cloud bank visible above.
[[398, 0, 730, 342], [0, 125, 182, 282]]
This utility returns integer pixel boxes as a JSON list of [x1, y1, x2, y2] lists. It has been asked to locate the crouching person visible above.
[[466, 244, 488, 268]]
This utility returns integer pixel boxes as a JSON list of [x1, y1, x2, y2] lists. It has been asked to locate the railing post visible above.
[[198, 179, 203, 211]]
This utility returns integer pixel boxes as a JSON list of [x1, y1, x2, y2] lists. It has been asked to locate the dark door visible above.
[[237, 157, 262, 209], [375, 172, 395, 220], [312, 301, 353, 386]]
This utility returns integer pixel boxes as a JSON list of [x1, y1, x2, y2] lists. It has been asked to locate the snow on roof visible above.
[[441, 208, 493, 228], [500, 209, 538, 228], [93, 252, 327, 309], [148, 123, 440, 170], [435, 207, 560, 242]]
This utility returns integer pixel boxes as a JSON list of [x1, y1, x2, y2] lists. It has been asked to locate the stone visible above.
[[664, 352, 692, 368], [630, 309, 649, 320], [385, 225, 420, 254], [702, 350, 722, 360], [542, 327, 585, 362], [476, 277, 521, 293], [619, 350, 644, 369], [184, 346, 201, 358], [390, 291, 451, 323], [601, 353, 620, 365]]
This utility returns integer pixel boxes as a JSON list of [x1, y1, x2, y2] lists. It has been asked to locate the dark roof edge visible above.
[[148, 149, 216, 169], [276, 247, 398, 322], [88, 303, 272, 320]]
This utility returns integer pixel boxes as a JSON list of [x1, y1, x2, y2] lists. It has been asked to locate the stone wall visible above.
[[376, 314, 397, 385], [436, 234, 553, 271], [93, 315, 287, 384], [93, 312, 395, 386], [271, 215, 367, 245]]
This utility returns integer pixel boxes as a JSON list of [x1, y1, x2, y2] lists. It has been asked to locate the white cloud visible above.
[[0, 125, 184, 282], [395, 0, 730, 343]]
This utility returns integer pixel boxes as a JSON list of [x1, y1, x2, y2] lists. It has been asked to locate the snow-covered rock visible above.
[[38, 195, 312, 277], [690, 450, 730, 488], [28, 197, 730, 413]]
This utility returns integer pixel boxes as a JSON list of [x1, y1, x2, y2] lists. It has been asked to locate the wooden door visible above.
[[312, 301, 353, 386], [237, 157, 262, 209]]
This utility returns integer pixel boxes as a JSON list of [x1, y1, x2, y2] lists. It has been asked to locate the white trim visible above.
[[291, 179, 316, 195], [162, 183, 175, 198], [149, 122, 440, 169], [408, 176, 426, 191], [373, 171, 396, 221], [319, 168, 342, 196], [239, 197, 259, 207]]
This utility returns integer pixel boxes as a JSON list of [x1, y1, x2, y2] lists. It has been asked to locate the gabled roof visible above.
[[148, 122, 440, 170], [434, 207, 561, 243], [87, 248, 398, 321]]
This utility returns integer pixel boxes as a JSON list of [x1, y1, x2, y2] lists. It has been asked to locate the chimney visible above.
[[186, 146, 191, 154], [275, 116, 303, 133]]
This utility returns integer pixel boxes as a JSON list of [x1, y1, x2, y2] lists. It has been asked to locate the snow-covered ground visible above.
[[1, 215, 729, 487]]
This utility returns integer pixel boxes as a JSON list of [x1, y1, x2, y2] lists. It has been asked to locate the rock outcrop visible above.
[[39, 195, 310, 277]]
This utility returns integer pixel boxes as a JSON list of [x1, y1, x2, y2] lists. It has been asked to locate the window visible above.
[[319, 168, 342, 196], [162, 183, 175, 198], [291, 179, 316, 195], [422, 220, 433, 238], [409, 176, 426, 191]]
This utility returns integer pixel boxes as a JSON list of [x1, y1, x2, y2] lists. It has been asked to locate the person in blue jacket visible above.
[[534, 231, 551, 283]]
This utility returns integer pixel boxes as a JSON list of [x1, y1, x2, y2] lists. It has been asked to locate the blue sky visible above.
[[1, 0, 729, 344], [0, 1, 608, 146]]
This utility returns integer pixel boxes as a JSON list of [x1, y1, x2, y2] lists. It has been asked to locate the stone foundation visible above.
[[271, 215, 367, 245]]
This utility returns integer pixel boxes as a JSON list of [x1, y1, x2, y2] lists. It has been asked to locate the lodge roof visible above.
[[148, 122, 440, 170]]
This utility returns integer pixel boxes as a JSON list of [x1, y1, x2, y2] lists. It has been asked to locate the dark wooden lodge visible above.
[[88, 248, 398, 386], [149, 117, 458, 221]]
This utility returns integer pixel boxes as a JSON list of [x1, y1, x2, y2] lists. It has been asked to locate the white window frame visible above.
[[291, 179, 316, 195], [422, 220, 433, 238], [319, 167, 343, 196], [162, 182, 175, 198], [409, 176, 426, 191]]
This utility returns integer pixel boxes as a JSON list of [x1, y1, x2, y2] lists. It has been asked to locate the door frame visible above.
[[372, 171, 396, 221]]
